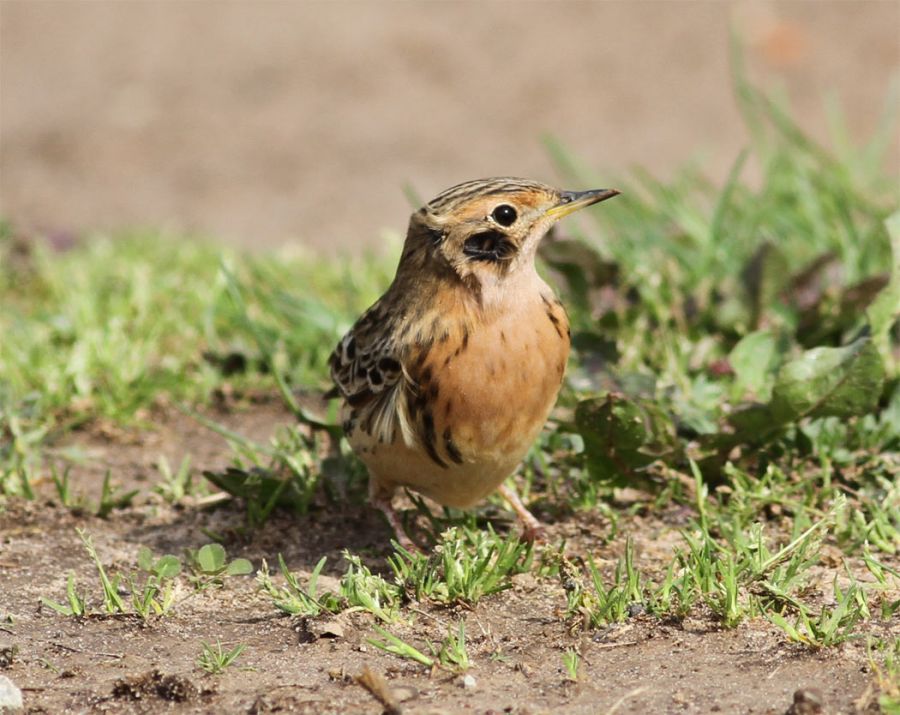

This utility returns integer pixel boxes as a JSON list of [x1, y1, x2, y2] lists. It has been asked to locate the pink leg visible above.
[[497, 483, 545, 543], [369, 480, 418, 552]]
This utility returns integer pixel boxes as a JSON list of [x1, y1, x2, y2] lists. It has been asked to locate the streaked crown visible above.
[[399, 177, 619, 287]]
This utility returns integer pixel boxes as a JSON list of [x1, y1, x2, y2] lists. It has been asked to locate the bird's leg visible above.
[[497, 482, 545, 543], [369, 480, 418, 552]]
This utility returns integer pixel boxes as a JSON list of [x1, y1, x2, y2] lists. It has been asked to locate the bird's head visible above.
[[403, 178, 619, 292]]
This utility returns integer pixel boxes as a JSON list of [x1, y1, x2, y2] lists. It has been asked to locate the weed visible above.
[[200, 420, 333, 526], [367, 626, 434, 668], [767, 577, 870, 649], [339, 553, 401, 623], [562, 648, 580, 681], [96, 471, 138, 518], [77, 528, 128, 614], [40, 572, 87, 618], [129, 547, 182, 619], [389, 526, 533, 605], [197, 640, 246, 675], [564, 539, 646, 628], [368, 620, 471, 672], [49, 464, 88, 511], [153, 455, 202, 504], [257, 555, 339, 616], [868, 637, 900, 712], [186, 543, 253, 591], [432, 621, 470, 672]]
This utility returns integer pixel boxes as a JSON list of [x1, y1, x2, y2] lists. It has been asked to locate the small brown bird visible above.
[[329, 177, 619, 546]]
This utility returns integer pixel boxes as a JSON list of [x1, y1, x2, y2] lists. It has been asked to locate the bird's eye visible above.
[[491, 204, 518, 227]]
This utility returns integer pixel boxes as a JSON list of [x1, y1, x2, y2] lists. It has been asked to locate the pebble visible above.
[[0, 675, 23, 712], [786, 688, 824, 715], [461, 674, 477, 690]]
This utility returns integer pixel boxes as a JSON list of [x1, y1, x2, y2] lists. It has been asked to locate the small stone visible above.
[[511, 573, 538, 592], [461, 674, 477, 690], [392, 686, 418, 702], [785, 688, 824, 715], [0, 675, 23, 711], [0, 645, 16, 669], [310, 620, 345, 639]]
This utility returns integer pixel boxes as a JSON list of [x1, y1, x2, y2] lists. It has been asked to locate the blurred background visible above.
[[1, 0, 897, 252]]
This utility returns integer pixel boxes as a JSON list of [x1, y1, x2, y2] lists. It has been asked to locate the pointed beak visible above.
[[545, 188, 620, 220]]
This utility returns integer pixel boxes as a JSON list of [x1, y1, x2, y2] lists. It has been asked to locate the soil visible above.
[[1, 402, 896, 714]]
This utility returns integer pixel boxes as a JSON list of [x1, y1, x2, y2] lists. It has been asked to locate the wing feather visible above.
[[329, 304, 417, 447]]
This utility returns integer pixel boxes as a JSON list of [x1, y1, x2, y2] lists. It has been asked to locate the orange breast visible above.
[[351, 287, 570, 509], [427, 291, 570, 467]]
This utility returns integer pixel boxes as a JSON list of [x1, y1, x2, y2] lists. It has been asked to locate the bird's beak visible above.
[[545, 188, 620, 220]]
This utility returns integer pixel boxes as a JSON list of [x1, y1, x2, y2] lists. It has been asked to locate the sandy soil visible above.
[[1, 1, 898, 251], [0, 404, 895, 714]]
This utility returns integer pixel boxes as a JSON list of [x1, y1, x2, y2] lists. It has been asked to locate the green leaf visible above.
[[575, 392, 675, 485], [729, 330, 779, 398], [867, 210, 900, 342], [197, 543, 227, 573], [727, 403, 779, 440], [771, 337, 885, 422], [137, 546, 154, 572], [225, 558, 253, 576], [741, 242, 790, 328], [155, 555, 182, 579]]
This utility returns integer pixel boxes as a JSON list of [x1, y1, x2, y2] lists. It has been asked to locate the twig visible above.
[[593, 640, 638, 650], [50, 641, 123, 659], [356, 666, 402, 715], [605, 685, 650, 715]]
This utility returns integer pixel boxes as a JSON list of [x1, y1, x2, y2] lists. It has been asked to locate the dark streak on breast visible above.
[[444, 427, 464, 464], [542, 295, 565, 340], [421, 411, 447, 468]]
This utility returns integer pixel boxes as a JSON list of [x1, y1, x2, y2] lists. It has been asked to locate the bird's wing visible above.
[[329, 304, 417, 447]]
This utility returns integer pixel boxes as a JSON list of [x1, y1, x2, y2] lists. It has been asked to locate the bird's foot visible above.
[[371, 493, 420, 553], [497, 483, 545, 544]]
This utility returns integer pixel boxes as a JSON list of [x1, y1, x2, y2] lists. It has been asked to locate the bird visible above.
[[329, 177, 619, 547]]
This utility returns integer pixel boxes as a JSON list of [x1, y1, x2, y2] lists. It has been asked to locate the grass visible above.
[[367, 620, 471, 672], [197, 640, 246, 675], [41, 534, 251, 619], [2, 57, 899, 703]]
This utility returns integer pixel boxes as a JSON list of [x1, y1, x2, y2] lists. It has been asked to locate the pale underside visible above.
[[339, 277, 569, 508]]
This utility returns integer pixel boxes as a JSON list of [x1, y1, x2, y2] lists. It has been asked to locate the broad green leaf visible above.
[[727, 403, 779, 439], [867, 210, 900, 343], [729, 330, 778, 399], [771, 337, 885, 422], [577, 393, 649, 451], [155, 555, 182, 579], [137, 546, 154, 572], [226, 558, 253, 576], [197, 543, 227, 573], [575, 392, 674, 484], [742, 242, 790, 327]]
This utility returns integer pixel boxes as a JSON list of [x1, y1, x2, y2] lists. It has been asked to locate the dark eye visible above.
[[491, 204, 517, 227]]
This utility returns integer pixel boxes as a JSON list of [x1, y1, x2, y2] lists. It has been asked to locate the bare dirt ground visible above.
[[1, 1, 898, 251], [1, 403, 896, 714]]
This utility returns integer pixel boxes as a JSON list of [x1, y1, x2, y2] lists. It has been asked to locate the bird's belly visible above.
[[352, 304, 569, 508], [354, 439, 519, 508]]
